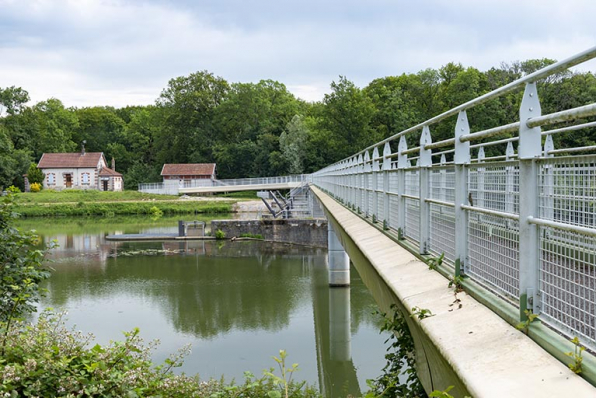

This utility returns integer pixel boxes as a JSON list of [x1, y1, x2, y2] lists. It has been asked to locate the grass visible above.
[[16, 189, 180, 204], [14, 201, 232, 217]]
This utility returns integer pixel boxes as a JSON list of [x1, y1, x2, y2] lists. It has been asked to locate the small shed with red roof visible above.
[[161, 163, 216, 185]]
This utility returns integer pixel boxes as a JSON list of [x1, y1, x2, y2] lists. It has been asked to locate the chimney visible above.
[[111, 157, 115, 171], [81, 140, 86, 156]]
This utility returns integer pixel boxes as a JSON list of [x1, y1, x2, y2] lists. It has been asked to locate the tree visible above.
[[32, 99, 78, 157], [75, 107, 126, 157], [0, 194, 51, 332], [156, 70, 230, 164], [26, 163, 45, 186], [280, 115, 309, 174], [364, 76, 418, 140], [0, 86, 30, 116], [0, 128, 31, 190], [319, 76, 376, 161]]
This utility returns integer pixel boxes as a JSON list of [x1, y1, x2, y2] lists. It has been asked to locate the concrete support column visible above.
[[329, 287, 351, 361], [328, 222, 350, 287]]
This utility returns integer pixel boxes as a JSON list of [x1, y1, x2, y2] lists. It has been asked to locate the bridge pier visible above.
[[328, 222, 350, 287]]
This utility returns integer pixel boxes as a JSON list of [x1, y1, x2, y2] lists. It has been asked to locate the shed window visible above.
[[47, 173, 55, 185], [82, 173, 90, 185]]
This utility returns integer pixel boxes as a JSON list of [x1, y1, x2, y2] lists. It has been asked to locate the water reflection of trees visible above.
[[43, 241, 320, 338], [41, 238, 379, 341]]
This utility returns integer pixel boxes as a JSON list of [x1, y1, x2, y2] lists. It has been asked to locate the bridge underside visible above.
[[311, 185, 594, 398], [179, 182, 301, 194]]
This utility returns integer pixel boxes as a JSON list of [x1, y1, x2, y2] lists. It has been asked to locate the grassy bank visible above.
[[16, 190, 180, 203], [12, 190, 240, 217], [14, 201, 232, 217]]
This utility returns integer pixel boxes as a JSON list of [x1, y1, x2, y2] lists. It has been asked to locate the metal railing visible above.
[[138, 174, 310, 195], [311, 46, 596, 351]]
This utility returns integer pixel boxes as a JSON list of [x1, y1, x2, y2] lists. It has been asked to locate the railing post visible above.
[[419, 126, 432, 254], [397, 137, 408, 239], [340, 162, 345, 202], [357, 154, 364, 213], [454, 111, 471, 276], [343, 160, 349, 202], [372, 147, 380, 221], [440, 154, 447, 203], [383, 143, 392, 227], [518, 82, 542, 319], [351, 157, 357, 209], [363, 151, 371, 217]]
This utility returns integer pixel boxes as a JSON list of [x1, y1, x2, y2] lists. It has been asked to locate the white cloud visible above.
[[0, 0, 594, 107]]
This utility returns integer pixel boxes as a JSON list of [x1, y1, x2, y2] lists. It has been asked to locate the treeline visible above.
[[1, 59, 595, 190]]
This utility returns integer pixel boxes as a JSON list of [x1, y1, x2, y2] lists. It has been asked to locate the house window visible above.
[[47, 173, 56, 185], [82, 173, 90, 185]]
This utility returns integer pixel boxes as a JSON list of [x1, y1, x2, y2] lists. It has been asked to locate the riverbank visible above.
[[11, 191, 268, 217], [14, 200, 233, 217]]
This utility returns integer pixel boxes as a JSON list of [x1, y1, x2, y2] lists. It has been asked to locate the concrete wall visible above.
[[211, 219, 328, 247]]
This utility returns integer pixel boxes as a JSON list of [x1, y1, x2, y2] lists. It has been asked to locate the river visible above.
[[18, 215, 388, 397]]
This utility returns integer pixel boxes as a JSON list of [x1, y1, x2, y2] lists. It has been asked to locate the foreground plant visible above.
[[0, 311, 321, 397], [566, 336, 585, 374], [0, 193, 52, 354], [426, 253, 444, 271], [515, 309, 539, 335], [366, 304, 425, 398]]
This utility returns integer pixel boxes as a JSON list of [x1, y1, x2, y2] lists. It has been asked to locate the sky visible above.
[[1, 0, 596, 108]]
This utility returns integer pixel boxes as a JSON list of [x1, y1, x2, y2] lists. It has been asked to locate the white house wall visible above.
[[42, 167, 100, 190]]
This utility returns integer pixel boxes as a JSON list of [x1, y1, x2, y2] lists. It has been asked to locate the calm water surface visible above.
[[19, 216, 388, 396]]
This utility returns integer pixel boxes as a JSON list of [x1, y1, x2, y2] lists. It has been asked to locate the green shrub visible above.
[[366, 304, 425, 397], [0, 311, 320, 398], [27, 163, 45, 185], [215, 229, 226, 240], [149, 205, 164, 217], [6, 185, 21, 194]]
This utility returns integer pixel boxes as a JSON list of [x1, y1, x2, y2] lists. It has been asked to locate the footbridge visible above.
[[139, 175, 308, 195], [310, 46, 596, 397], [140, 46, 596, 396]]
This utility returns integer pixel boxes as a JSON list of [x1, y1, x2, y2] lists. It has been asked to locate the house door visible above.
[[102, 180, 109, 191], [65, 174, 72, 188]]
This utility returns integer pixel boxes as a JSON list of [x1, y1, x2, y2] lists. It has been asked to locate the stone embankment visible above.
[[211, 218, 328, 247]]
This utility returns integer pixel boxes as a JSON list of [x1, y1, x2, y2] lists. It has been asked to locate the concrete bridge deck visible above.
[[311, 186, 595, 398], [179, 181, 301, 194]]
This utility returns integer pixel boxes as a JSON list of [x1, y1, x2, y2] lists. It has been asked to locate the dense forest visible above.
[[1, 58, 595, 190]]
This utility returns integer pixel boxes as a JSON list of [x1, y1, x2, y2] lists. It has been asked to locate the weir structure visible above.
[[310, 46, 596, 396]]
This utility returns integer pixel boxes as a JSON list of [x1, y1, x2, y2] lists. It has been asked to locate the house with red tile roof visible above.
[[161, 163, 216, 186], [37, 149, 123, 191]]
